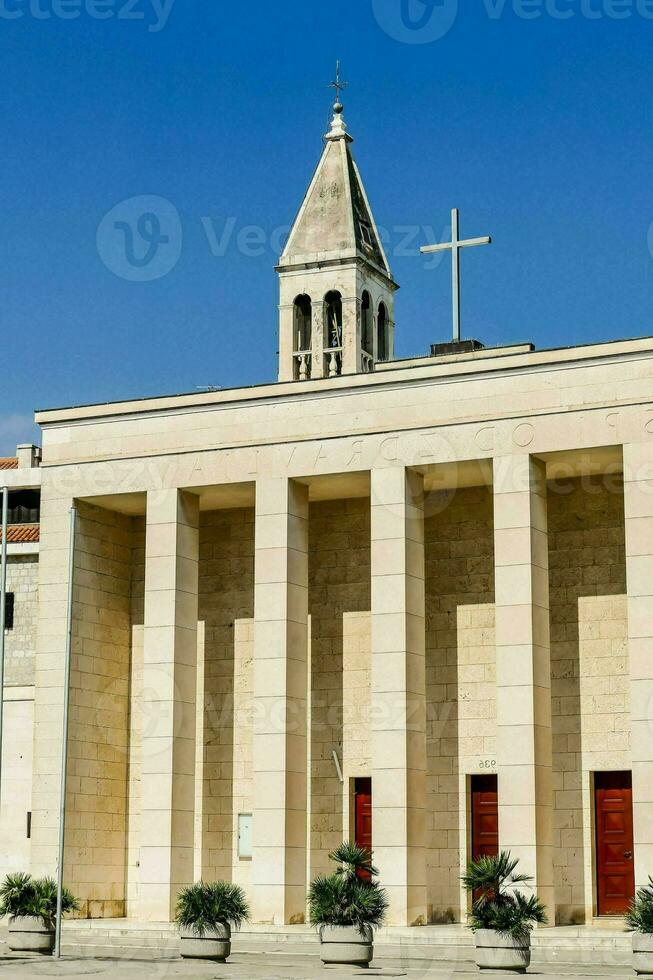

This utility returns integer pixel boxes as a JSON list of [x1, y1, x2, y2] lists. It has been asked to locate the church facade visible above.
[[5, 100, 653, 930]]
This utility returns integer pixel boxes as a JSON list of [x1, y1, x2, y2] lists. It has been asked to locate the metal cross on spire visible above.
[[421, 209, 492, 343], [329, 60, 348, 106]]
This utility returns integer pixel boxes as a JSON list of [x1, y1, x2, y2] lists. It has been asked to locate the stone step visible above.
[[58, 923, 633, 968]]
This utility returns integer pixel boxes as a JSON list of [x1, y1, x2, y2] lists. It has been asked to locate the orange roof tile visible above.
[[5, 524, 40, 543], [0, 458, 18, 470]]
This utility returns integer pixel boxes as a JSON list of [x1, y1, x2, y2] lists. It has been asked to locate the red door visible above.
[[471, 775, 499, 862], [595, 771, 635, 916], [355, 778, 372, 877]]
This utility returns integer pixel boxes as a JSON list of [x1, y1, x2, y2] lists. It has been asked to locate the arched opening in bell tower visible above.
[[377, 302, 389, 362]]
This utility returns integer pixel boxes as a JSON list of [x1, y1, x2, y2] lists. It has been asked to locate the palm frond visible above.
[[329, 841, 378, 881], [175, 881, 250, 934], [308, 841, 387, 930], [0, 873, 79, 926], [627, 877, 653, 934], [463, 852, 546, 937]]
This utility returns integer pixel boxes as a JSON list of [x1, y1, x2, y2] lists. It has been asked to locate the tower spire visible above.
[[326, 61, 350, 141], [276, 73, 398, 383], [329, 60, 348, 112]]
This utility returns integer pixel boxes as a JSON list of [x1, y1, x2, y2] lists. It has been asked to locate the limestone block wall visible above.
[[425, 485, 496, 923], [547, 476, 628, 924], [0, 690, 34, 873], [1, 556, 38, 876], [232, 619, 253, 891], [308, 499, 371, 878], [199, 508, 255, 882], [341, 609, 372, 808], [5, 555, 39, 687], [65, 502, 139, 918], [125, 518, 145, 916]]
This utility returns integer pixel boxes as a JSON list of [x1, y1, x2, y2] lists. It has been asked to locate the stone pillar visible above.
[[252, 478, 309, 924], [140, 489, 199, 922], [30, 493, 76, 880], [370, 467, 427, 926], [311, 300, 325, 380], [341, 295, 360, 375], [493, 455, 554, 919], [624, 443, 653, 889], [278, 303, 295, 383]]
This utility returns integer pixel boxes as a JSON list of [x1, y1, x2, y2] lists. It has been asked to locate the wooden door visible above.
[[595, 771, 635, 916], [354, 778, 372, 877], [471, 774, 499, 861]]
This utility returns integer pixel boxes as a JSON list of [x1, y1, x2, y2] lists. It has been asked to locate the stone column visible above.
[[252, 478, 309, 924], [624, 443, 653, 888], [493, 455, 554, 919], [311, 300, 325, 380], [140, 489, 199, 922], [341, 295, 360, 375], [30, 493, 76, 880], [278, 303, 295, 383], [370, 467, 427, 926]]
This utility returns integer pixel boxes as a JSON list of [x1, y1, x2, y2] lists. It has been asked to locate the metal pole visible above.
[[54, 505, 76, 960], [451, 208, 461, 343], [0, 487, 8, 807]]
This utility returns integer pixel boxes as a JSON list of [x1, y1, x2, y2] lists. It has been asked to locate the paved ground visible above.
[[0, 949, 636, 980]]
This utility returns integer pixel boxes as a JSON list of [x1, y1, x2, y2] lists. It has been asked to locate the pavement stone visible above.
[[0, 949, 635, 980]]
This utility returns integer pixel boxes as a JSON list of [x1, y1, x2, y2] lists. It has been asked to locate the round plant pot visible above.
[[179, 923, 231, 961], [474, 929, 531, 973], [319, 925, 373, 967], [7, 916, 55, 954], [634, 933, 653, 975]]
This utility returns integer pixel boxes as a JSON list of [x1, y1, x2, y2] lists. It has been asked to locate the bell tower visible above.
[[277, 85, 398, 382]]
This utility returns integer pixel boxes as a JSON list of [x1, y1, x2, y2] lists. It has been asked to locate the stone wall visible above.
[[0, 690, 34, 872], [308, 498, 371, 879], [231, 619, 254, 890], [125, 517, 145, 916], [5, 555, 38, 687], [425, 485, 496, 923], [199, 508, 255, 882], [1, 555, 38, 875], [65, 502, 138, 918], [548, 475, 628, 924]]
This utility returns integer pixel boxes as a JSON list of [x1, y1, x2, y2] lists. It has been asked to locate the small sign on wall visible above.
[[238, 813, 252, 859]]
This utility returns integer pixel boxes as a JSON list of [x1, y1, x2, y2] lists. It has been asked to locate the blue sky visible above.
[[1, 0, 652, 453]]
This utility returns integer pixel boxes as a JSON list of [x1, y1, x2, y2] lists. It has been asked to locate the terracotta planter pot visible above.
[[179, 923, 231, 961], [474, 929, 531, 973], [319, 924, 373, 966], [7, 916, 55, 954], [634, 934, 653, 975]]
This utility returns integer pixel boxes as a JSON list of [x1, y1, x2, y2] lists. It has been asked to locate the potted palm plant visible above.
[[627, 876, 653, 975], [175, 881, 250, 962], [462, 852, 547, 973], [308, 842, 388, 967], [0, 872, 80, 954]]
